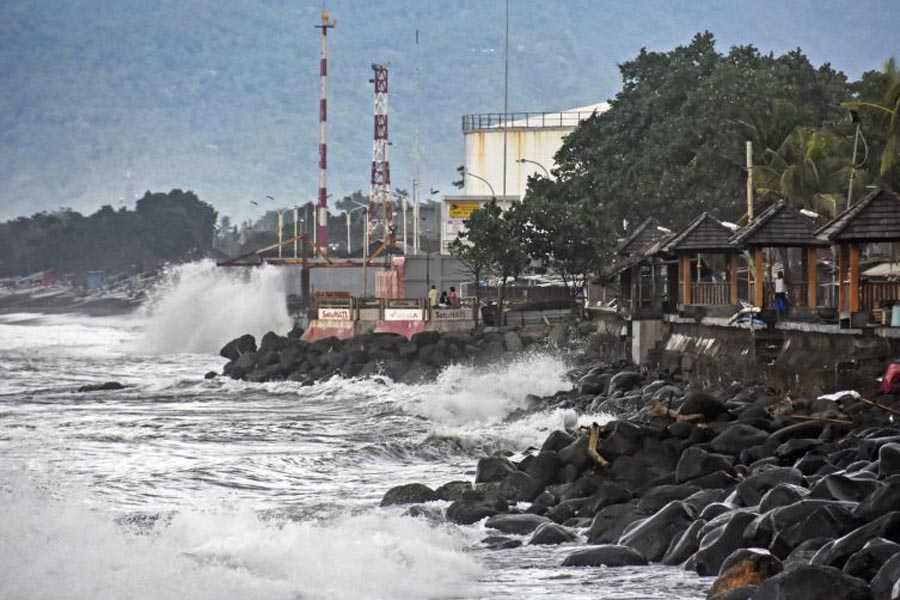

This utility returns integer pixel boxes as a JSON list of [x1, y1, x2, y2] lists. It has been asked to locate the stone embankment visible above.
[[382, 352, 900, 600], [216, 324, 578, 384]]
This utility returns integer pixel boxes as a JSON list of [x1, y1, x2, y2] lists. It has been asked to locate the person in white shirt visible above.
[[774, 271, 788, 318], [427, 285, 438, 307]]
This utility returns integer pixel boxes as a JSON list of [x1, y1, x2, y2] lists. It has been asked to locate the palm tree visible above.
[[754, 126, 865, 217], [843, 57, 900, 184]]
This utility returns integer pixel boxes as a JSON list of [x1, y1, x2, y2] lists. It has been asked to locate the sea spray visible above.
[[0, 476, 482, 600], [137, 260, 292, 354]]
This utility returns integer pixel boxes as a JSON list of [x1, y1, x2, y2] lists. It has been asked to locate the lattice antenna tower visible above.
[[369, 64, 393, 246]]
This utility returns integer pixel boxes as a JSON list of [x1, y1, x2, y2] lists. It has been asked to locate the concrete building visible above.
[[461, 102, 609, 198]]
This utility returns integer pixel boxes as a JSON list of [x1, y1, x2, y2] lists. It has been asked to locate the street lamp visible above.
[[463, 169, 496, 199], [415, 187, 440, 255], [516, 157, 550, 178], [346, 204, 367, 254]]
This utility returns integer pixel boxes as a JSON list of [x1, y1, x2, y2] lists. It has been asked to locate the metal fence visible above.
[[462, 111, 597, 131]]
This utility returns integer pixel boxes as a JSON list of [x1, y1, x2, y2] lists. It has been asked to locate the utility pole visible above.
[[314, 10, 335, 256], [412, 179, 419, 254], [501, 0, 509, 196], [746, 141, 754, 222], [293, 206, 299, 258], [847, 115, 862, 209]]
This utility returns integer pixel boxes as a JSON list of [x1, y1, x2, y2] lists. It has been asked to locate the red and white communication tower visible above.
[[315, 10, 335, 255], [369, 64, 393, 247]]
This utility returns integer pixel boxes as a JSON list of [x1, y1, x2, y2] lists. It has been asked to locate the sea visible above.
[[0, 261, 708, 599]]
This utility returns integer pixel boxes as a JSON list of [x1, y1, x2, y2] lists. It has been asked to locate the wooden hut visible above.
[[664, 212, 741, 307]]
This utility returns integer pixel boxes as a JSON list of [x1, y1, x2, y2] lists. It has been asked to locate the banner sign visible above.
[[319, 308, 351, 320], [384, 308, 422, 321], [448, 201, 480, 219]]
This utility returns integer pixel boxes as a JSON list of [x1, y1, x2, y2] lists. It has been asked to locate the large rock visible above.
[[476, 456, 517, 483], [258, 331, 288, 354], [608, 371, 643, 395], [219, 334, 256, 360], [854, 476, 900, 522], [680, 391, 728, 420], [587, 501, 642, 544], [557, 433, 591, 471], [380, 483, 437, 506], [600, 420, 646, 457], [637, 484, 700, 514], [810, 474, 881, 503], [541, 431, 574, 453], [710, 424, 770, 456], [813, 511, 900, 568], [843, 538, 900, 582], [662, 518, 706, 566], [503, 331, 523, 352], [752, 565, 870, 600], [736, 467, 805, 507], [618, 500, 695, 562], [708, 548, 783, 598], [676, 446, 734, 483], [759, 483, 809, 513], [434, 481, 472, 502], [694, 510, 758, 576], [529, 522, 577, 545], [485, 513, 552, 535], [881, 443, 900, 478], [446, 492, 508, 525], [872, 552, 900, 600], [561, 544, 647, 567], [500, 471, 543, 503]]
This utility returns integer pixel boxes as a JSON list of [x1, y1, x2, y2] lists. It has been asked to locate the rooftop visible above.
[[461, 102, 610, 132]]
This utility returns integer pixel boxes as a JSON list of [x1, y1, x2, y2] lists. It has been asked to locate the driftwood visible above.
[[783, 414, 853, 425], [860, 396, 900, 418]]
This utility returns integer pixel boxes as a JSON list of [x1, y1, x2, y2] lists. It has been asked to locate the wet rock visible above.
[[680, 391, 728, 420], [203, 370, 217, 379], [690, 471, 740, 490], [880, 443, 900, 478], [813, 511, 900, 568], [736, 467, 805, 506], [872, 552, 900, 600], [710, 424, 770, 456], [854, 476, 900, 522], [529, 522, 577, 545], [258, 331, 288, 354], [381, 483, 438, 506], [435, 481, 473, 502], [576, 482, 633, 515], [500, 471, 543, 503], [619, 500, 695, 562], [557, 433, 591, 471], [752, 564, 870, 600], [411, 330, 441, 348], [676, 446, 734, 483], [843, 538, 900, 582], [485, 513, 551, 535], [783, 538, 831, 571], [405, 504, 443, 521], [776, 438, 823, 462], [76, 381, 126, 392], [637, 484, 700, 514], [601, 420, 646, 457], [561, 544, 647, 567], [446, 492, 508, 525], [707, 586, 758, 600], [541, 431, 574, 453], [683, 489, 728, 515], [700, 503, 734, 522], [475, 456, 517, 483], [586, 501, 641, 544], [759, 484, 809, 513], [769, 421, 827, 445], [694, 510, 758, 576], [810, 474, 881, 503], [608, 371, 643, 395], [481, 535, 522, 550], [219, 333, 256, 360], [662, 518, 706, 566], [708, 548, 783, 598]]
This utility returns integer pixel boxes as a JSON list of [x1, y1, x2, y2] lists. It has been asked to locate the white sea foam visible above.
[[0, 476, 481, 600], [137, 260, 292, 355]]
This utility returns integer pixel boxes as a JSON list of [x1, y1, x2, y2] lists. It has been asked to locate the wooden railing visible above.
[[861, 281, 900, 311], [686, 282, 731, 305]]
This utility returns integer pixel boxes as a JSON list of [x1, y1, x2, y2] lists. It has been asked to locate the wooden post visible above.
[[806, 247, 817, 309], [680, 255, 691, 305], [753, 247, 765, 307], [849, 244, 861, 313], [729, 254, 738, 304], [838, 244, 848, 312]]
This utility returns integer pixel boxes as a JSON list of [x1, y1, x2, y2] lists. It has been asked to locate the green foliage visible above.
[[552, 33, 850, 231], [844, 57, 900, 188], [0, 189, 217, 277], [754, 126, 865, 216]]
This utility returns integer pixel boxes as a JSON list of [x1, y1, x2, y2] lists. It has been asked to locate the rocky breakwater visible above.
[[382, 362, 900, 600], [217, 326, 558, 384]]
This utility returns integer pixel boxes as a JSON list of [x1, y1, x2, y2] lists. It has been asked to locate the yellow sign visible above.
[[448, 201, 480, 219]]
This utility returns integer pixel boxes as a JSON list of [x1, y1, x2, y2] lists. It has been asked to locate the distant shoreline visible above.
[[0, 289, 141, 318]]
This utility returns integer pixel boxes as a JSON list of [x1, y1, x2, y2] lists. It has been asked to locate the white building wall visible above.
[[463, 128, 570, 197]]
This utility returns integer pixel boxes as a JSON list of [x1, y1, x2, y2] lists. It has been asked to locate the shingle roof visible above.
[[664, 212, 738, 253], [816, 188, 900, 243], [606, 229, 677, 278], [617, 218, 663, 256], [730, 200, 827, 248]]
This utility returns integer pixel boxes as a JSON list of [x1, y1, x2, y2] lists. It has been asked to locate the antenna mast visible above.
[[314, 10, 335, 255], [369, 64, 392, 248]]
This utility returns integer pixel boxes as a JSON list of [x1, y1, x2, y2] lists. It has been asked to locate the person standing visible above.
[[427, 285, 438, 308], [448, 286, 459, 307], [774, 271, 789, 319]]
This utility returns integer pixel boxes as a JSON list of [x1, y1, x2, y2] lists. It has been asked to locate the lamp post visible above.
[[515, 157, 550, 178], [463, 169, 496, 199], [346, 204, 366, 254]]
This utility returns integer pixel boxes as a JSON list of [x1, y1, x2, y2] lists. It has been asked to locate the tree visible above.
[[844, 57, 900, 190], [754, 126, 866, 216], [553, 33, 850, 231]]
